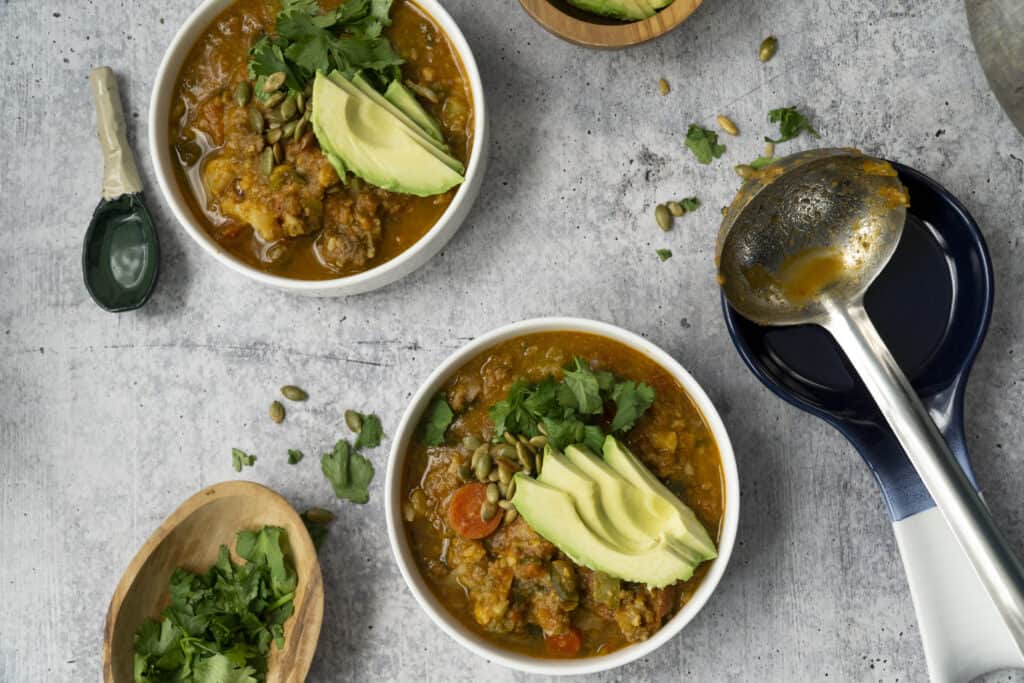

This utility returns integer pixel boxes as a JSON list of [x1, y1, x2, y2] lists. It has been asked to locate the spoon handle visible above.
[[89, 66, 142, 199], [826, 300, 1024, 656]]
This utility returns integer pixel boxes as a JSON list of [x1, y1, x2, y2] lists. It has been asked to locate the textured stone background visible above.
[[2, 0, 1024, 680]]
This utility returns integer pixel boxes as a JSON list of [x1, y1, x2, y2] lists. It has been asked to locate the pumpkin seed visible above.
[[260, 147, 274, 176], [721, 206, 729, 216], [402, 501, 415, 522], [305, 507, 335, 524], [266, 127, 283, 144], [281, 120, 297, 138], [273, 141, 285, 164], [498, 499, 513, 510], [537, 422, 548, 436], [233, 82, 252, 108], [345, 409, 363, 433], [764, 141, 775, 157], [667, 201, 684, 217], [658, 78, 670, 95], [492, 443, 517, 462], [498, 462, 513, 485], [759, 36, 778, 62], [463, 435, 483, 450], [269, 400, 285, 424], [280, 95, 298, 120], [411, 489, 427, 515], [528, 435, 548, 449], [486, 483, 499, 504], [503, 431, 516, 445], [506, 477, 516, 500], [504, 508, 518, 525], [263, 71, 286, 93], [516, 442, 534, 472], [293, 116, 308, 142], [474, 452, 493, 481], [458, 463, 473, 482], [472, 444, 490, 468], [480, 501, 497, 522], [655, 204, 672, 231], [264, 91, 286, 109], [735, 164, 755, 179], [281, 385, 308, 401], [717, 114, 739, 136], [498, 481, 508, 497], [248, 108, 265, 134], [296, 93, 305, 112]]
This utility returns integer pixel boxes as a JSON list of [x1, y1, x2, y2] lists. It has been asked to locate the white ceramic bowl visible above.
[[150, 0, 488, 296], [385, 317, 740, 675]]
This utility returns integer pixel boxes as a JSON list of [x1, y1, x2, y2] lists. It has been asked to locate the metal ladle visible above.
[[717, 148, 1024, 654]]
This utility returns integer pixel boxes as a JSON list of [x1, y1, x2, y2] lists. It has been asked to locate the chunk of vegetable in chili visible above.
[[447, 483, 502, 540], [545, 628, 583, 657]]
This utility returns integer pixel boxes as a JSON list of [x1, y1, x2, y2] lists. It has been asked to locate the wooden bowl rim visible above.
[[102, 480, 324, 682], [518, 0, 703, 48]]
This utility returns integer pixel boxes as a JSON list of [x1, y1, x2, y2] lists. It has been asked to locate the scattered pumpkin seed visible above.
[[480, 501, 497, 522], [463, 435, 483, 450], [281, 120, 297, 139], [506, 477, 517, 500], [764, 141, 776, 157], [293, 116, 309, 142], [759, 36, 778, 62], [717, 114, 739, 136], [266, 128, 283, 144], [263, 71, 286, 93], [655, 204, 672, 231], [472, 444, 490, 468], [503, 431, 516, 445], [735, 164, 756, 179], [280, 97, 298, 121], [504, 508, 518, 525], [411, 489, 427, 515], [269, 401, 285, 424], [474, 452, 493, 481], [486, 483, 500, 504], [658, 78, 670, 96], [273, 141, 285, 163], [458, 463, 473, 482], [281, 385, 308, 401], [345, 409, 363, 433], [296, 93, 305, 112], [492, 443, 517, 462], [667, 201, 684, 217], [488, 469, 500, 482], [537, 422, 548, 436], [259, 147, 274, 176], [498, 462, 514, 485], [402, 501, 415, 522], [234, 81, 251, 107], [264, 91, 286, 109], [305, 507, 335, 524], [528, 435, 548, 449], [248, 108, 265, 134], [516, 442, 534, 472]]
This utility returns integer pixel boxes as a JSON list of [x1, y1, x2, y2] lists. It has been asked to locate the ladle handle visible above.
[[826, 302, 1024, 660], [89, 66, 142, 199]]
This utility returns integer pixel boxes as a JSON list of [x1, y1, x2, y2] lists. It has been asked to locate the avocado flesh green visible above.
[[602, 437, 718, 560], [565, 0, 652, 21], [348, 72, 450, 154], [537, 446, 659, 553], [562, 445, 705, 565], [383, 80, 446, 145], [511, 474, 695, 588], [311, 72, 464, 197]]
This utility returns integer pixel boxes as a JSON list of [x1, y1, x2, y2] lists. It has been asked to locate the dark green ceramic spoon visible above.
[[84, 67, 159, 312]]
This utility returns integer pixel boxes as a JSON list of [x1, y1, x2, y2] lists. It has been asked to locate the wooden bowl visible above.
[[519, 0, 702, 48], [102, 481, 324, 682]]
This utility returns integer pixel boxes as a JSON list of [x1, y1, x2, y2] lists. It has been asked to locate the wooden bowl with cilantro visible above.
[[384, 317, 740, 675], [103, 481, 323, 682]]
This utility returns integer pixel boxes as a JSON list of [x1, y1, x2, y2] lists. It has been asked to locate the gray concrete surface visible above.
[[2, 0, 1024, 680]]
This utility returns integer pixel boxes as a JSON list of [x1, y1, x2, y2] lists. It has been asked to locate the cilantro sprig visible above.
[[685, 124, 727, 164], [248, 0, 402, 98], [321, 439, 374, 504], [765, 106, 819, 143], [133, 527, 297, 683]]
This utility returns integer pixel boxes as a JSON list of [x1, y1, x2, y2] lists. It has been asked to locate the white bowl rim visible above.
[[148, 0, 487, 293], [385, 317, 741, 676]]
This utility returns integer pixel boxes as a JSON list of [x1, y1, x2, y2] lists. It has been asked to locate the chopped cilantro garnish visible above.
[[685, 124, 727, 164], [133, 526, 296, 682], [321, 439, 374, 504], [353, 413, 383, 449], [679, 197, 700, 212], [287, 449, 304, 465], [232, 448, 257, 472], [765, 106, 820, 143], [421, 395, 455, 446], [656, 249, 673, 261]]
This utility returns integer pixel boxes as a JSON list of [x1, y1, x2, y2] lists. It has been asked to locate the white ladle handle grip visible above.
[[89, 66, 142, 199], [826, 302, 1024, 659]]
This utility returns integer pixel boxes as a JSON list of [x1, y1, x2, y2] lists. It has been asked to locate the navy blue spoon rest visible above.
[[722, 162, 994, 522]]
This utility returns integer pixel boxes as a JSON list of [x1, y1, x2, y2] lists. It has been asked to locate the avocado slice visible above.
[[561, 444, 704, 565], [602, 436, 718, 560], [344, 72, 454, 159], [311, 72, 464, 197], [383, 80, 446, 145], [537, 446, 658, 553], [511, 474, 695, 588], [565, 0, 653, 20]]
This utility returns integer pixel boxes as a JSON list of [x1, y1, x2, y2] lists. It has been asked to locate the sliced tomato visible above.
[[545, 628, 583, 657], [447, 483, 502, 540]]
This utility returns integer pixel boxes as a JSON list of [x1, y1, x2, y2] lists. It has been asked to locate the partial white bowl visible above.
[[385, 317, 740, 676], [149, 0, 488, 297]]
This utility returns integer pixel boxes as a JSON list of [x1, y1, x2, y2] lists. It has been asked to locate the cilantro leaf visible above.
[[582, 425, 606, 453], [354, 413, 383, 450], [656, 249, 673, 261], [232, 448, 256, 472], [287, 449, 304, 465], [610, 381, 656, 432], [321, 439, 374, 504], [235, 526, 297, 596], [489, 380, 540, 437], [749, 155, 775, 169], [685, 124, 726, 164], [192, 654, 258, 683], [765, 106, 819, 143], [680, 197, 700, 212], [421, 396, 454, 446], [561, 356, 605, 415]]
